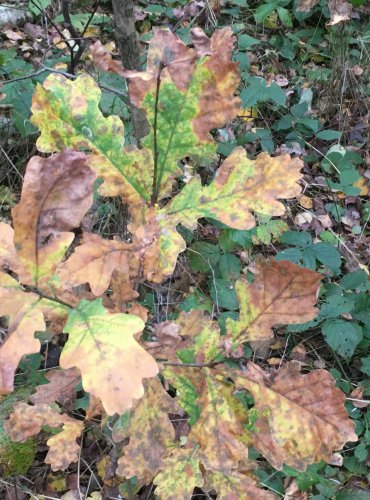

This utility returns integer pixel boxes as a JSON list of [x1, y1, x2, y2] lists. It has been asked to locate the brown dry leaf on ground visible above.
[[327, 0, 352, 25]]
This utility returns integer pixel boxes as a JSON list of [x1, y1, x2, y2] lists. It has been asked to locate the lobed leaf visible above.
[[30, 367, 80, 407], [153, 448, 204, 500], [31, 73, 153, 211], [60, 299, 158, 415], [142, 149, 303, 281], [12, 150, 96, 287], [226, 258, 322, 345], [56, 233, 134, 296], [0, 223, 22, 274], [5, 402, 83, 471], [0, 303, 45, 394], [232, 361, 358, 471], [116, 377, 180, 484], [92, 28, 241, 201], [204, 470, 276, 500], [189, 370, 248, 474]]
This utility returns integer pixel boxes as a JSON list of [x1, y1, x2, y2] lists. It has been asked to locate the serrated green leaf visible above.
[[322, 319, 363, 359], [311, 243, 341, 272]]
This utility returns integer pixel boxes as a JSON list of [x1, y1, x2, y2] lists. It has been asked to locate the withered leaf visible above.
[[12, 150, 96, 287], [232, 361, 358, 471], [116, 377, 180, 484], [227, 259, 322, 345], [30, 367, 80, 407], [5, 402, 83, 471]]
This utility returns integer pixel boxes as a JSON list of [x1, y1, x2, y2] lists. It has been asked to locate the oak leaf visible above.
[[92, 28, 240, 201], [5, 402, 83, 471], [30, 367, 80, 407], [60, 298, 158, 415], [140, 149, 303, 281], [153, 448, 204, 500], [203, 470, 276, 500], [226, 259, 322, 345], [0, 303, 45, 393], [189, 370, 248, 474], [0, 271, 39, 322], [56, 233, 133, 296], [232, 361, 358, 471], [31, 73, 153, 212], [0, 223, 22, 274], [12, 150, 95, 287], [150, 310, 221, 364], [116, 377, 181, 484]]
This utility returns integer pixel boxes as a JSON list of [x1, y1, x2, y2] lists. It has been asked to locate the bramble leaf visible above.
[[116, 377, 180, 483], [232, 361, 358, 471], [11, 150, 95, 287], [227, 259, 322, 345], [60, 299, 158, 415], [5, 402, 83, 471]]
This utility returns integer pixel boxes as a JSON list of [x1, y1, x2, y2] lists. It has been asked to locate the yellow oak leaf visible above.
[[153, 448, 204, 500], [60, 298, 158, 415], [0, 302, 45, 394], [116, 377, 181, 484]]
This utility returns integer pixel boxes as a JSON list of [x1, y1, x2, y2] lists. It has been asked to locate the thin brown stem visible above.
[[151, 65, 164, 206]]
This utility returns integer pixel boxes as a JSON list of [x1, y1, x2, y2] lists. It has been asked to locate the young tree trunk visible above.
[[111, 0, 148, 141]]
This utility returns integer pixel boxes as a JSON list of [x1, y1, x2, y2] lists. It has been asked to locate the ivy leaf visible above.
[[226, 259, 322, 344], [116, 377, 181, 484], [60, 299, 158, 415], [153, 448, 204, 500], [11, 151, 96, 287], [204, 470, 275, 500], [0, 303, 45, 393], [231, 361, 358, 471], [4, 402, 83, 471], [189, 370, 248, 474], [56, 233, 134, 296]]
